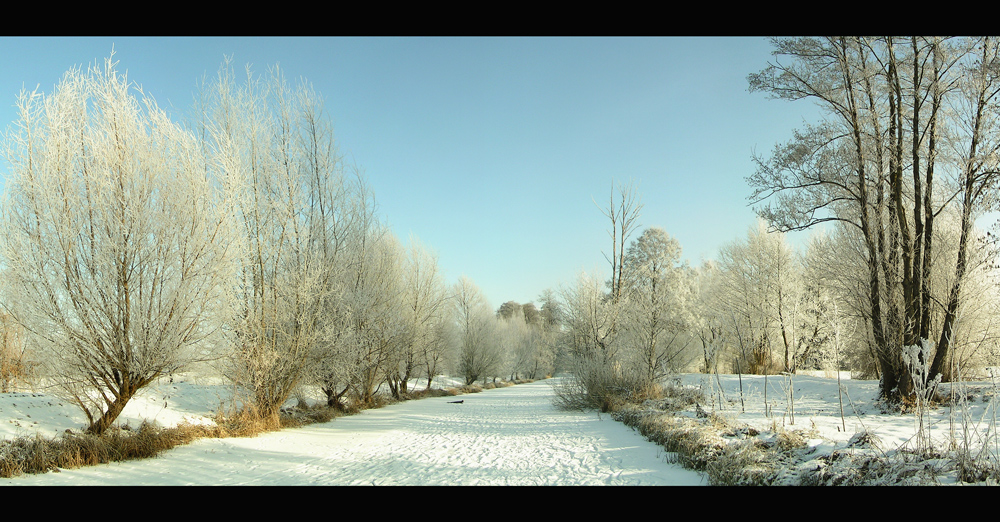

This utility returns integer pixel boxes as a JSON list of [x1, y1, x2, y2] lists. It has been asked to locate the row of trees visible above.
[[560, 37, 1000, 408], [0, 54, 556, 435], [748, 36, 1000, 401], [558, 169, 1000, 408], [451, 281, 560, 386]]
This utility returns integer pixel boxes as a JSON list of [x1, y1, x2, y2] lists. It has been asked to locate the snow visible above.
[[673, 372, 1000, 485], [0, 377, 704, 485], [680, 372, 963, 451], [3, 371, 998, 485]]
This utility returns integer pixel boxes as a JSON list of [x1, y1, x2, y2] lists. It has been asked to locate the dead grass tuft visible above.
[[409, 388, 452, 400], [0, 422, 226, 478], [460, 384, 483, 394], [705, 438, 776, 486]]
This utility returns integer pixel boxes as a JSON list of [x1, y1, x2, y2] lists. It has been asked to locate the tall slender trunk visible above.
[[931, 38, 994, 383]]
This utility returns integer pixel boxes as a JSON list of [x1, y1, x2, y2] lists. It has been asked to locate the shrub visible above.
[[704, 439, 777, 486], [553, 356, 656, 412]]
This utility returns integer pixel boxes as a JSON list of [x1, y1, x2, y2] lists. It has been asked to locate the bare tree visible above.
[[0, 55, 235, 434], [596, 178, 643, 303], [390, 237, 449, 396], [453, 276, 501, 385], [204, 58, 347, 426]]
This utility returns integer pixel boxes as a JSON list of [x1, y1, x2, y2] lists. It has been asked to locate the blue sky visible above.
[[0, 37, 824, 308]]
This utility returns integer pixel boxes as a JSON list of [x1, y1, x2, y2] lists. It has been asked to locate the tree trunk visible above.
[[86, 391, 134, 435]]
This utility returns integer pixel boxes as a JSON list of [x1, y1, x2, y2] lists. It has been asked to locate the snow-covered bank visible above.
[[660, 373, 1000, 485], [0, 379, 704, 485]]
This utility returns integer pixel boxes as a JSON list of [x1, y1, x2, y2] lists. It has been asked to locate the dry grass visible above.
[[0, 422, 227, 478], [408, 388, 453, 400], [616, 410, 728, 471], [607, 379, 846, 485], [704, 438, 776, 486]]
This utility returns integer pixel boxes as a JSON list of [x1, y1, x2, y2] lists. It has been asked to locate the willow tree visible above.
[[203, 58, 355, 426], [0, 55, 235, 434]]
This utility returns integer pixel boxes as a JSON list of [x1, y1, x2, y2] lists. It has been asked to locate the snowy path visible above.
[[1, 379, 704, 485]]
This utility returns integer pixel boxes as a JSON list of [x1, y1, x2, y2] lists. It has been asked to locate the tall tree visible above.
[[596, 178, 643, 303], [747, 36, 996, 400], [621, 227, 693, 380], [0, 55, 235, 434], [204, 58, 351, 425]]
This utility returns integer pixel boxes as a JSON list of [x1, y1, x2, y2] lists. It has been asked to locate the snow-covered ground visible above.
[[678, 372, 996, 453], [3, 371, 998, 485], [673, 372, 1000, 485], [0, 377, 705, 485]]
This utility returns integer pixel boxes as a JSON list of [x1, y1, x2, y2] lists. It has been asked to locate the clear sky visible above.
[[0, 37, 825, 309]]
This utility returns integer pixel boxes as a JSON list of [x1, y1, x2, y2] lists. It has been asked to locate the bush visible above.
[[409, 388, 452, 399], [553, 356, 658, 412], [704, 438, 777, 486]]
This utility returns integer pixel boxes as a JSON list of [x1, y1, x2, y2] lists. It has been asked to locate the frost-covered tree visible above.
[[492, 300, 554, 381], [0, 311, 29, 393], [387, 237, 448, 396], [537, 289, 566, 374], [717, 220, 799, 374], [496, 301, 523, 321], [342, 226, 407, 404], [203, 58, 350, 425], [0, 55, 236, 434], [303, 175, 376, 410], [422, 315, 456, 391], [793, 233, 838, 372], [561, 272, 622, 364], [620, 227, 695, 380], [453, 276, 501, 385], [690, 260, 727, 375], [554, 270, 653, 410], [521, 302, 541, 326], [748, 36, 1000, 399]]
